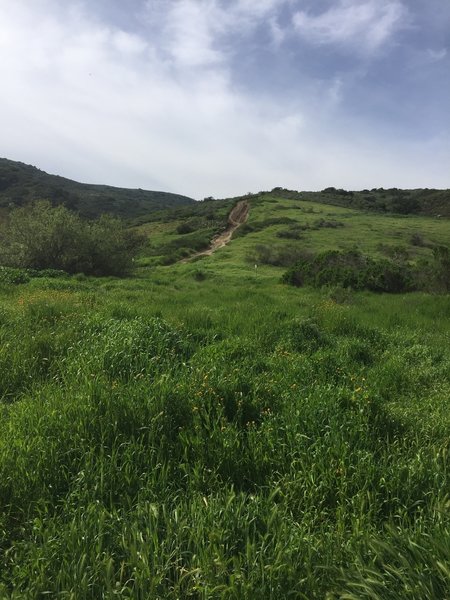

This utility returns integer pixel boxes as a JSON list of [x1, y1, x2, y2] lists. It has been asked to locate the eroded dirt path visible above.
[[180, 200, 249, 262]]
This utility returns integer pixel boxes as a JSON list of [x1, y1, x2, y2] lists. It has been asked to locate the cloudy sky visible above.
[[1, 0, 449, 198]]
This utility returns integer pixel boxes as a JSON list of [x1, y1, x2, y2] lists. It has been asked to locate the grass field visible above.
[[0, 193, 449, 598]]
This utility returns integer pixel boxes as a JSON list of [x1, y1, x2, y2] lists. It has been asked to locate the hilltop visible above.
[[267, 187, 450, 218], [0, 158, 195, 220], [1, 158, 449, 224]]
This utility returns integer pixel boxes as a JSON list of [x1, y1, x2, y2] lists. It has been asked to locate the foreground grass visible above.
[[0, 265, 449, 599]]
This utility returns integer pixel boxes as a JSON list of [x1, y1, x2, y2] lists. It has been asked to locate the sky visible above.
[[0, 0, 449, 199]]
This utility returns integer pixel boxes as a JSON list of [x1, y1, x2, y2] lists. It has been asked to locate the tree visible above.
[[87, 214, 145, 277], [0, 201, 145, 276]]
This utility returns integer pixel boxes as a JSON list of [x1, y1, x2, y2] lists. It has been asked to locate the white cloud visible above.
[[144, 0, 291, 68], [293, 0, 408, 54], [154, 0, 224, 68], [0, 0, 448, 198]]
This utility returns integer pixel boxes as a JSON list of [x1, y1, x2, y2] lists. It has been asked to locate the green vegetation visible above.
[[136, 198, 234, 265], [0, 267, 65, 285], [0, 188, 448, 598], [283, 249, 413, 292], [269, 186, 450, 217], [0, 201, 145, 276], [0, 158, 194, 219]]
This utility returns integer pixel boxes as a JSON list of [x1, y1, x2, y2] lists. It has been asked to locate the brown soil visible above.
[[180, 200, 249, 262]]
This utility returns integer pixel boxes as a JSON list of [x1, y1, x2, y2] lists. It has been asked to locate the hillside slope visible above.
[[134, 191, 450, 272], [269, 187, 450, 217], [0, 158, 194, 219]]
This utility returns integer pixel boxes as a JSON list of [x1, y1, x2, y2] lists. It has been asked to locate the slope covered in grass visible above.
[[0, 191, 449, 599], [135, 191, 450, 276], [269, 186, 450, 217]]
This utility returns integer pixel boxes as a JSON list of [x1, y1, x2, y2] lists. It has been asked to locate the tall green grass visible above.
[[1, 185, 450, 597], [0, 268, 448, 598]]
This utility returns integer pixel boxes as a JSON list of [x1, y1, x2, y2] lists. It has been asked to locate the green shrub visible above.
[[276, 225, 305, 239], [311, 218, 344, 229], [0, 201, 145, 276], [283, 250, 415, 293], [410, 232, 426, 247], [0, 267, 30, 284], [250, 244, 312, 268], [27, 268, 67, 279], [176, 219, 201, 234]]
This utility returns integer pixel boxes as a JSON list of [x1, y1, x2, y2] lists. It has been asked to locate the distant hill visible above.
[[267, 187, 450, 217], [0, 158, 195, 220]]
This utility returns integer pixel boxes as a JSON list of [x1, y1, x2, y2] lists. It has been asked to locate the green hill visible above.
[[267, 186, 450, 217], [0, 158, 195, 219], [132, 189, 450, 269], [0, 187, 449, 598]]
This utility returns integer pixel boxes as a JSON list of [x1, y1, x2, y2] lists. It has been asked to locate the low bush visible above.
[[176, 219, 201, 234], [27, 268, 67, 279], [0, 267, 68, 285], [0, 267, 30, 284], [276, 225, 305, 240], [311, 218, 344, 229], [282, 250, 415, 292], [410, 231, 427, 247], [250, 244, 312, 268]]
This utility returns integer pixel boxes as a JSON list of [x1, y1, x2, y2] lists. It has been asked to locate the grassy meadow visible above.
[[0, 192, 449, 598]]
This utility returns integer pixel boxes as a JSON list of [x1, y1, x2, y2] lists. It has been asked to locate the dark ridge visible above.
[[0, 158, 195, 220]]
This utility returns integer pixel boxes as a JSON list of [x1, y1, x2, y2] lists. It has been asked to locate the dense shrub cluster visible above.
[[276, 226, 304, 240], [176, 218, 201, 234], [282, 250, 415, 292], [0, 267, 66, 285], [250, 244, 311, 267], [0, 201, 145, 276], [0, 267, 30, 285]]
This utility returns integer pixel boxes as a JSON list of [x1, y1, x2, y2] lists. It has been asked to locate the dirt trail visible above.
[[180, 200, 249, 262]]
